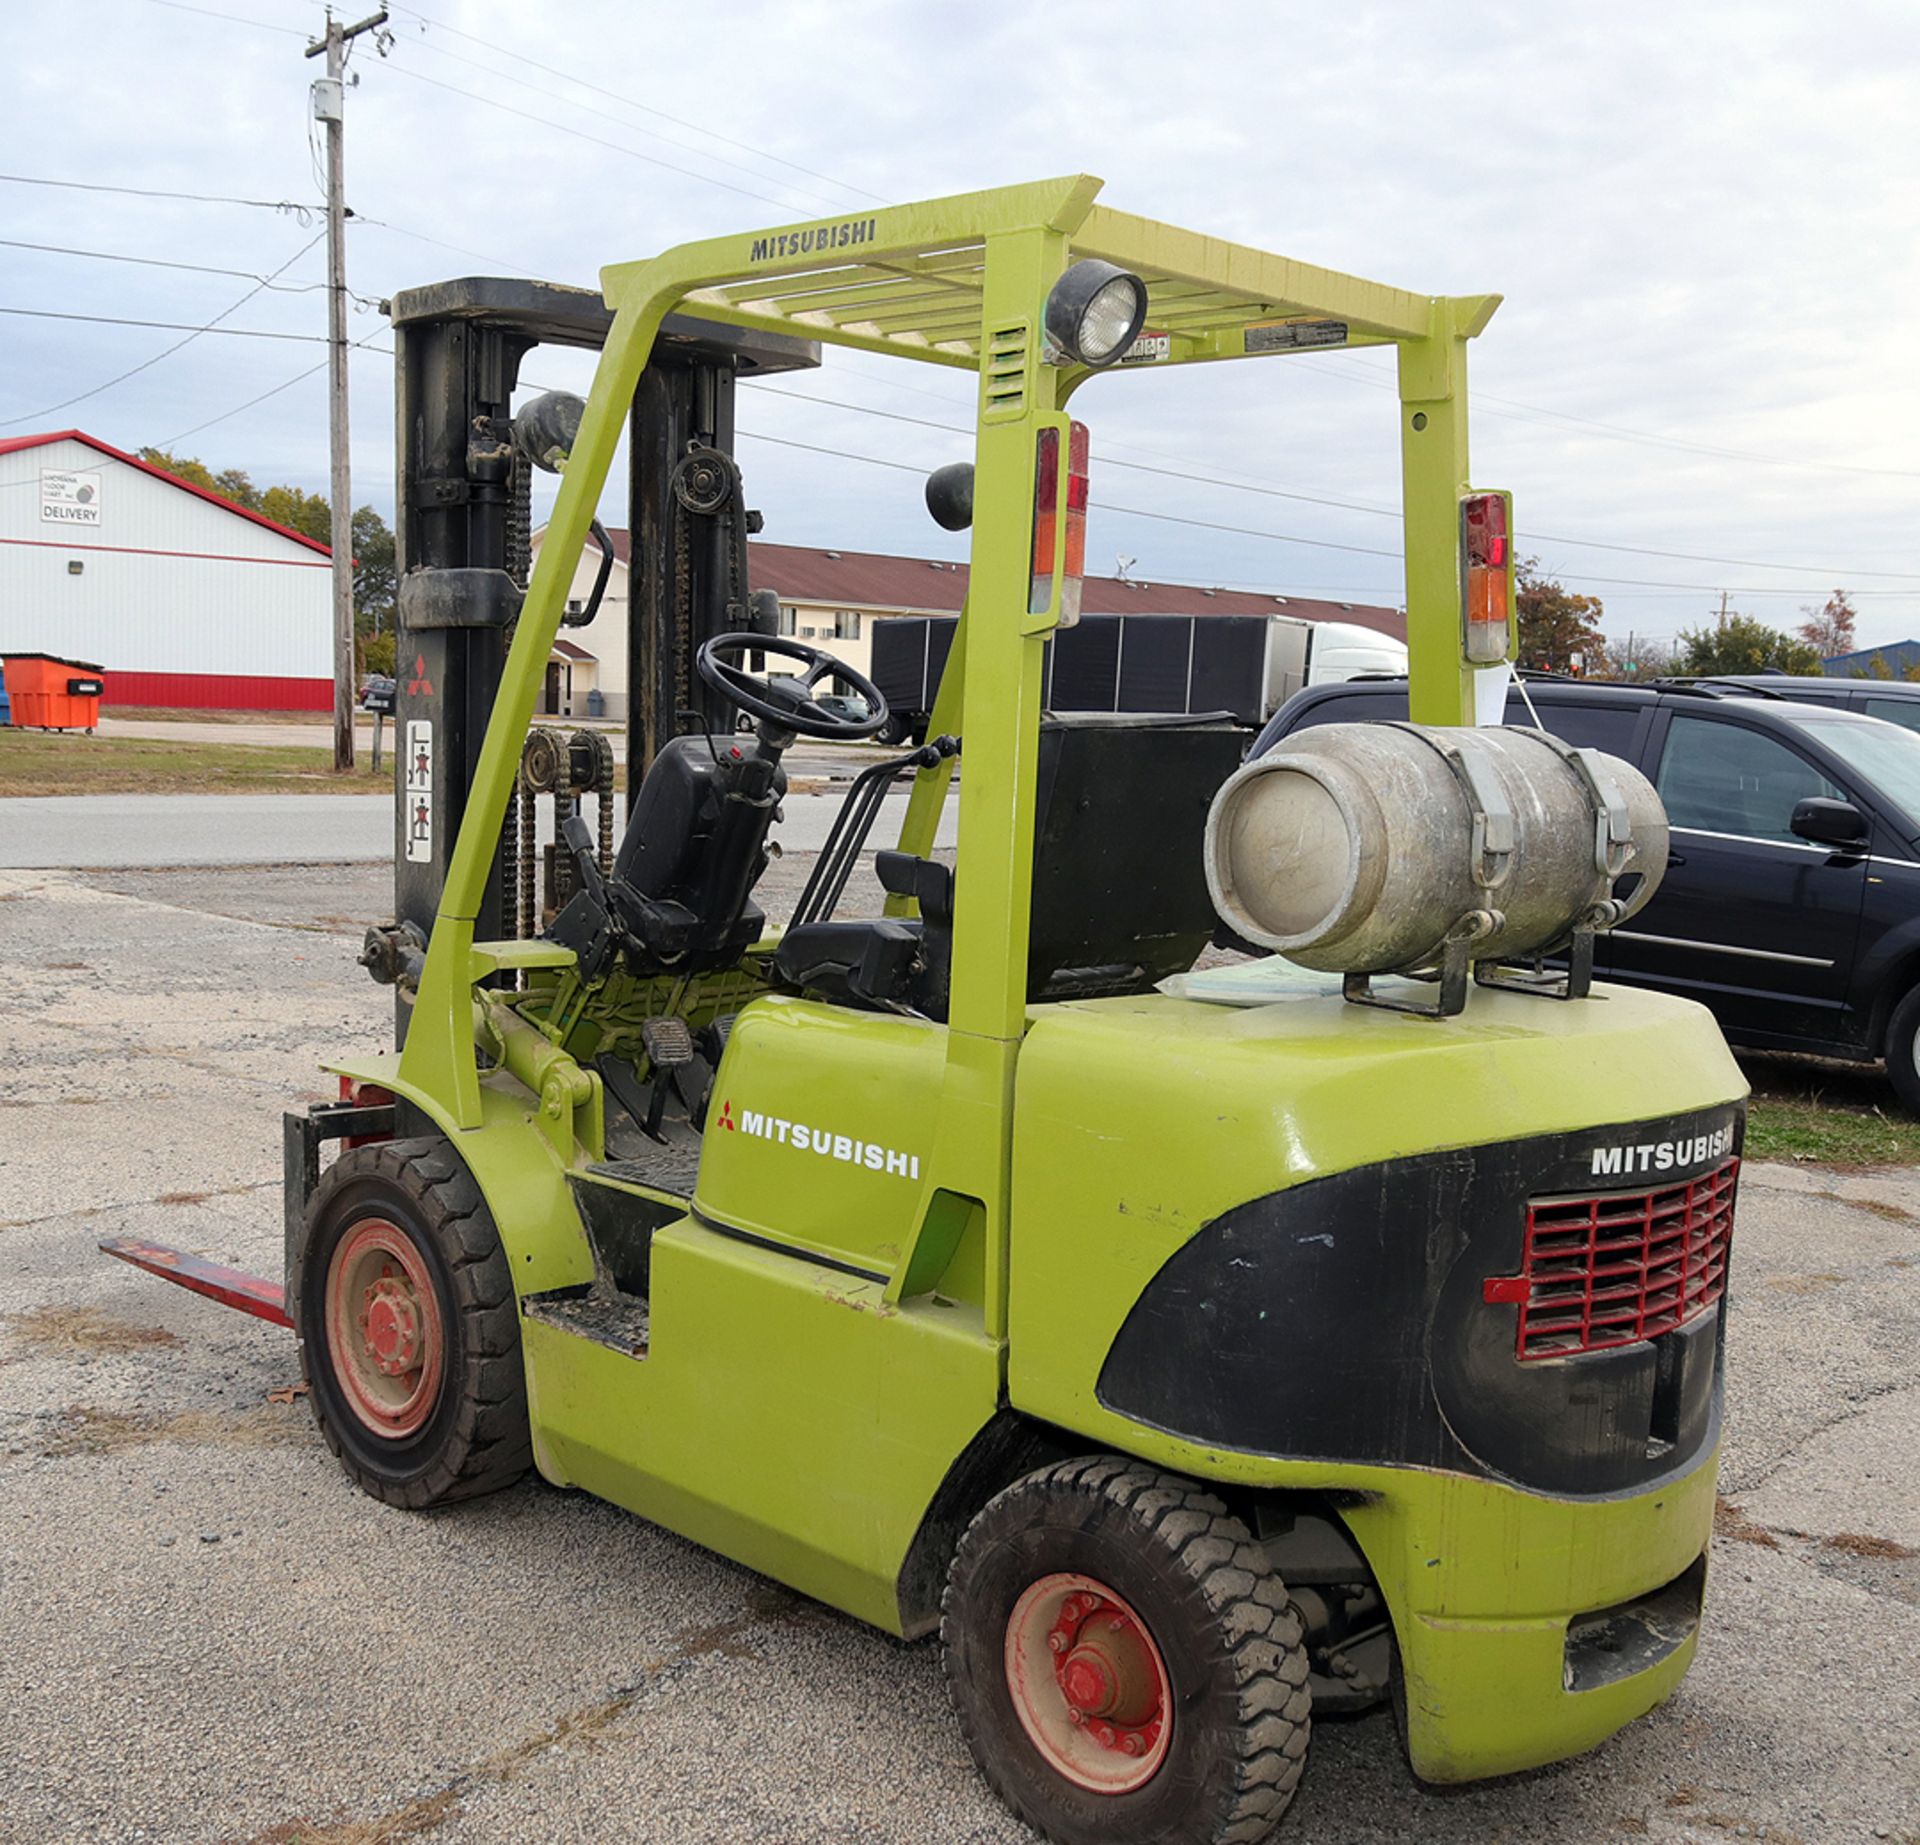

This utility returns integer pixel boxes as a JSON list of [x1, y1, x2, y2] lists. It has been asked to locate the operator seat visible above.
[[773, 713, 1244, 1017], [550, 732, 785, 979]]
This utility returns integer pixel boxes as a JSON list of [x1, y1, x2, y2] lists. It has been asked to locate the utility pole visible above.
[[305, 7, 387, 771]]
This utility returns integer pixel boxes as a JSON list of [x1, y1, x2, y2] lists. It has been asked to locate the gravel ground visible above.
[[0, 862, 1915, 1845]]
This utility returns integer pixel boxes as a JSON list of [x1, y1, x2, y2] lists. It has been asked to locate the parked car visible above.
[[1691, 673, 1920, 734], [1253, 678, 1920, 1109], [814, 691, 871, 726]]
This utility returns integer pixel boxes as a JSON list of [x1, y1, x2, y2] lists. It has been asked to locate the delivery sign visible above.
[[41, 469, 102, 527]]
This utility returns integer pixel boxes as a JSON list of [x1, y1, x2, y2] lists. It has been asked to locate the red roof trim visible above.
[[0, 429, 332, 558]]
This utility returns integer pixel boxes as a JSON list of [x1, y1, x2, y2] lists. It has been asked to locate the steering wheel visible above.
[[696, 632, 890, 741]]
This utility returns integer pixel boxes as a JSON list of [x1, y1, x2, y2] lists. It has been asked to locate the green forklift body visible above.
[[330, 173, 1748, 1785]]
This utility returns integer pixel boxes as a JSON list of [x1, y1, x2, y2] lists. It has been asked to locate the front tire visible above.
[[297, 1137, 531, 1508], [1886, 985, 1920, 1115], [942, 1456, 1310, 1845]]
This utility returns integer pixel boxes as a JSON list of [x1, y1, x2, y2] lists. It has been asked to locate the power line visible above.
[[731, 425, 1918, 597], [160, 359, 326, 446], [0, 307, 327, 342], [1299, 352, 1920, 482], [0, 171, 317, 217], [388, 27, 850, 217], [732, 427, 1399, 560], [384, 1, 890, 209], [0, 237, 373, 305], [143, 0, 308, 33], [0, 333, 394, 487], [0, 230, 328, 428], [347, 213, 542, 278], [375, 62, 831, 215], [741, 379, 1920, 583]]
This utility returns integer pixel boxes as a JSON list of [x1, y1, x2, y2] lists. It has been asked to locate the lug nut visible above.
[[1048, 1633, 1067, 1654], [1066, 1707, 1084, 1725], [1121, 1734, 1143, 1756]]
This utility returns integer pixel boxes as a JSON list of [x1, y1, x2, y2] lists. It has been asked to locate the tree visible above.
[[257, 482, 332, 547], [359, 629, 396, 677], [1675, 612, 1822, 677], [138, 446, 396, 638], [1797, 590, 1857, 661], [1607, 635, 1675, 682], [351, 504, 396, 635], [1515, 556, 1607, 675]]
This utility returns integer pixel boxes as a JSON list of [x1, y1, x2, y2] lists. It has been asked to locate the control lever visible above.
[[561, 812, 609, 906]]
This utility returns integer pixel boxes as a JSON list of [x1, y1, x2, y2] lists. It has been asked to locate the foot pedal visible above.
[[698, 1014, 737, 1065], [639, 1017, 695, 1070], [636, 1018, 694, 1142]]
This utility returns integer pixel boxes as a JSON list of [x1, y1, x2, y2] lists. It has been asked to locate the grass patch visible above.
[[0, 728, 389, 796], [1744, 1093, 1920, 1167]]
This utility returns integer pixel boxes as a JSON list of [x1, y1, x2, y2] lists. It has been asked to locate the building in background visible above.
[[0, 430, 331, 711], [527, 527, 1404, 721], [1823, 641, 1920, 679]]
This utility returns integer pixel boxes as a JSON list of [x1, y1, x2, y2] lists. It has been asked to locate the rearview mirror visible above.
[[1790, 797, 1869, 847]]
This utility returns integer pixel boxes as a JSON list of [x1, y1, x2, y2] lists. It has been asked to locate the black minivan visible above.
[[1253, 679, 1920, 1109]]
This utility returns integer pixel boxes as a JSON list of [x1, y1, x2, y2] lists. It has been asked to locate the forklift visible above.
[[111, 178, 1746, 1845]]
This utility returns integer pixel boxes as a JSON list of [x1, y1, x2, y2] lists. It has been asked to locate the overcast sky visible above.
[[5, 0, 1917, 650]]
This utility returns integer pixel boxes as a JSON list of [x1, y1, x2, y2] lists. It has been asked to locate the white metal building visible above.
[[0, 429, 332, 710]]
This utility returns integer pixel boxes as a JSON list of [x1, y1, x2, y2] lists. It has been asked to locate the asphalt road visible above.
[[0, 863, 1915, 1844], [0, 784, 957, 870]]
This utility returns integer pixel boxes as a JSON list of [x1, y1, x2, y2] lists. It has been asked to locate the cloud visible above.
[[4, 0, 1916, 644]]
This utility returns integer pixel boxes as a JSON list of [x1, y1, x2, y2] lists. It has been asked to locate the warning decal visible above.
[[404, 719, 434, 864]]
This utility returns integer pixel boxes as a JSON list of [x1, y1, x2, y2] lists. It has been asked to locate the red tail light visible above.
[[1460, 490, 1514, 664], [1030, 420, 1090, 624]]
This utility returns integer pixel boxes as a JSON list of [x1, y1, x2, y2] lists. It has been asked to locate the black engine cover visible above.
[[1097, 1104, 1743, 1498]]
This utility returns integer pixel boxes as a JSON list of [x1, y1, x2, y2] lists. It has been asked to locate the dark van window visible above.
[[1292, 690, 1408, 728], [1656, 715, 1837, 842], [1863, 696, 1920, 736], [1521, 701, 1641, 758]]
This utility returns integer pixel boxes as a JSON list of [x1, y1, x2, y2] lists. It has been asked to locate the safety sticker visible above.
[[404, 719, 434, 864], [1244, 319, 1349, 353], [1120, 329, 1171, 365]]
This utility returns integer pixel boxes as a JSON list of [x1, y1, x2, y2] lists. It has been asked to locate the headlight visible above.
[[1044, 259, 1149, 368]]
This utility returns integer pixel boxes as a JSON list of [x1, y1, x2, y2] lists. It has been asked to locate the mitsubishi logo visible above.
[[406, 653, 434, 697]]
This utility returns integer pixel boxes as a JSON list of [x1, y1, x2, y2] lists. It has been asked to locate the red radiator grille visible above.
[[1486, 1158, 1739, 1361]]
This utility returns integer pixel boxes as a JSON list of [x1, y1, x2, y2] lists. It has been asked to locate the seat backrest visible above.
[[1025, 713, 1244, 999], [604, 733, 783, 972]]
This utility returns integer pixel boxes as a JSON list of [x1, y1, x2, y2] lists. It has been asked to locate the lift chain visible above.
[[595, 730, 615, 876], [668, 441, 753, 743], [518, 762, 537, 942]]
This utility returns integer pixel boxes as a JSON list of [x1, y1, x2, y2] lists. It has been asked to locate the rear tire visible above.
[[297, 1136, 531, 1508], [942, 1455, 1310, 1845], [1886, 985, 1920, 1115]]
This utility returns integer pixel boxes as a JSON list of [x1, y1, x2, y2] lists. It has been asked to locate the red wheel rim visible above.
[[1004, 1572, 1173, 1794], [323, 1217, 445, 1439]]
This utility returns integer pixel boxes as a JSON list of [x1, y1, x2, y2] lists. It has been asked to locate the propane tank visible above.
[[1204, 724, 1667, 975]]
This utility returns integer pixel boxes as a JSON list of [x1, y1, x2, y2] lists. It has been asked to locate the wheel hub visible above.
[[324, 1217, 445, 1439], [362, 1277, 423, 1376], [1005, 1573, 1172, 1793]]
